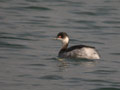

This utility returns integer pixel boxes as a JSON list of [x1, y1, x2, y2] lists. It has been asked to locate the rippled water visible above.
[[0, 0, 120, 90]]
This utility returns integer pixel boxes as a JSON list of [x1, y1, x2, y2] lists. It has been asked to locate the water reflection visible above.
[[57, 58, 97, 70]]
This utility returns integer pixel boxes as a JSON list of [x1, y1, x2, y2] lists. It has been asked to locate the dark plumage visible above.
[[66, 45, 95, 52]]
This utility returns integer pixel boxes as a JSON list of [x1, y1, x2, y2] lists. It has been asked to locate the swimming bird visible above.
[[55, 32, 100, 59]]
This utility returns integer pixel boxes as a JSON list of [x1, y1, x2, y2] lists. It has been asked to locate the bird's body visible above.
[[55, 32, 100, 59]]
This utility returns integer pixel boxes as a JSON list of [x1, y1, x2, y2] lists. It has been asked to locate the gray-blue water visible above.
[[0, 0, 120, 90]]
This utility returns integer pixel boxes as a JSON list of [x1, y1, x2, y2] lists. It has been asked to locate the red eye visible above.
[[58, 36, 62, 38]]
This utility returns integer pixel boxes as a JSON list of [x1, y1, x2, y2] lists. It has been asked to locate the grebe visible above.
[[55, 32, 100, 59]]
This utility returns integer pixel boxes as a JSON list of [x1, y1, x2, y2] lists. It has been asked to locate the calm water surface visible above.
[[0, 0, 120, 90]]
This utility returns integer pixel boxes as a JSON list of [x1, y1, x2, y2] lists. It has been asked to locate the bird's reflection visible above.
[[57, 58, 98, 71]]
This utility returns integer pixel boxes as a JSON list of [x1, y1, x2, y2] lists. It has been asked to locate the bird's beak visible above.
[[53, 38, 57, 40], [53, 38, 61, 40]]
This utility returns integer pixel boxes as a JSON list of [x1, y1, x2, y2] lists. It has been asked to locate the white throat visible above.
[[62, 37, 69, 45]]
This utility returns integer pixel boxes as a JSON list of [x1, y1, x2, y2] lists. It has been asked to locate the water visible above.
[[0, 0, 120, 90]]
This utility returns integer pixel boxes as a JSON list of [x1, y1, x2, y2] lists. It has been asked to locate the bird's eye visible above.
[[58, 36, 62, 38]]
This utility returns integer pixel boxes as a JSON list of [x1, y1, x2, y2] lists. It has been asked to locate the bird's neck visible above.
[[61, 43, 68, 51], [60, 37, 69, 53], [59, 43, 68, 55]]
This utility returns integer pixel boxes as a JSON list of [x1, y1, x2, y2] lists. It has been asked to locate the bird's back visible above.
[[59, 45, 100, 59]]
